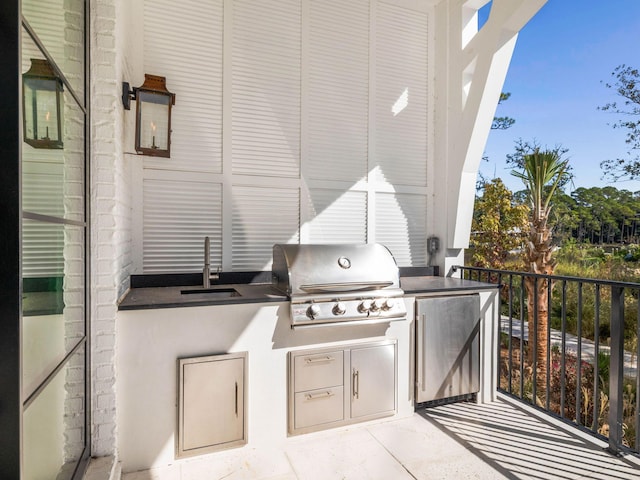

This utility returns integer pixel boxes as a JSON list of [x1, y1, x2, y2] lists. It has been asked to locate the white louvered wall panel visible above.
[[232, 0, 301, 178], [23, 0, 85, 100], [22, 152, 66, 278], [143, 179, 222, 273], [375, 192, 427, 266], [307, 0, 369, 182], [22, 220, 64, 277], [374, 3, 428, 187], [144, 0, 223, 173], [22, 0, 63, 57], [306, 189, 367, 243], [135, 0, 434, 271], [22, 162, 65, 217], [232, 186, 299, 270]]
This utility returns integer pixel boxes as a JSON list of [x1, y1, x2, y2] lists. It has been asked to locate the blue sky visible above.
[[480, 1, 640, 194]]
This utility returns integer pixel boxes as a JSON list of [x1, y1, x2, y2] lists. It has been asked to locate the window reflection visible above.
[[22, 0, 85, 102], [23, 345, 86, 480], [22, 220, 85, 397], [21, 32, 85, 223], [20, 1, 88, 476]]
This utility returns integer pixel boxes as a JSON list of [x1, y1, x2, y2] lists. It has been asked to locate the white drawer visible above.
[[293, 350, 343, 392], [294, 386, 344, 429]]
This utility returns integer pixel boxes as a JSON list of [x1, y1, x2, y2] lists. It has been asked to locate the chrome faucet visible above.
[[203, 236, 220, 288]]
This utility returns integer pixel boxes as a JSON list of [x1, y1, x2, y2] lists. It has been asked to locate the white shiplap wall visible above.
[[306, 0, 369, 183], [232, 0, 301, 179], [144, 0, 224, 173], [305, 189, 367, 244], [143, 178, 222, 272], [375, 192, 427, 266], [371, 1, 428, 265], [140, 0, 430, 272], [232, 185, 300, 270]]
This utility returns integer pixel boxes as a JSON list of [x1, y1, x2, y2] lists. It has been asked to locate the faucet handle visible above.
[[211, 266, 221, 280]]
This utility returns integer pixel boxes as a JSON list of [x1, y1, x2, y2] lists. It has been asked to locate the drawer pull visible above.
[[305, 390, 335, 400], [304, 355, 334, 364]]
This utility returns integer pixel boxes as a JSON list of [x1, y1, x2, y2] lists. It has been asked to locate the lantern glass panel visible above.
[[22, 89, 85, 223], [137, 91, 170, 151], [24, 77, 61, 144]]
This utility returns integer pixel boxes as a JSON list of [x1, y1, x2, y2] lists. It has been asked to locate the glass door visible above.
[[20, 0, 90, 478]]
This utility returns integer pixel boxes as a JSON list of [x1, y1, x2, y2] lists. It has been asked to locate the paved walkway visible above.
[[500, 316, 638, 377]]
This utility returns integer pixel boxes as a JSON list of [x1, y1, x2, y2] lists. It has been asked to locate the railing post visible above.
[[608, 286, 625, 455]]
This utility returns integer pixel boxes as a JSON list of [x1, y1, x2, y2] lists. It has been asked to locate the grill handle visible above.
[[299, 281, 393, 293], [291, 315, 405, 329]]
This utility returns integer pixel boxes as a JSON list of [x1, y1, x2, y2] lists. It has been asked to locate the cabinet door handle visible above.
[[353, 369, 359, 399], [305, 355, 334, 364], [305, 390, 335, 400], [234, 381, 238, 417], [418, 314, 426, 389]]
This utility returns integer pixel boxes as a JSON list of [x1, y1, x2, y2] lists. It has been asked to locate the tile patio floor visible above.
[[122, 394, 640, 480]]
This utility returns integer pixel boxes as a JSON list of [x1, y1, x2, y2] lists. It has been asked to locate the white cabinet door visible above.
[[350, 344, 396, 419], [178, 352, 246, 457]]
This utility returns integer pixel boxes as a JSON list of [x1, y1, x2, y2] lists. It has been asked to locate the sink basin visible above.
[[180, 287, 241, 298]]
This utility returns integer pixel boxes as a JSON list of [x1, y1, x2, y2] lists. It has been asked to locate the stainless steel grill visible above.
[[272, 243, 406, 328]]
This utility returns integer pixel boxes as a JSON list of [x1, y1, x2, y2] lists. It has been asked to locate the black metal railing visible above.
[[454, 265, 640, 456]]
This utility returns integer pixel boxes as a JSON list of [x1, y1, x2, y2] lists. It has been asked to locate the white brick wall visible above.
[[90, 0, 133, 457]]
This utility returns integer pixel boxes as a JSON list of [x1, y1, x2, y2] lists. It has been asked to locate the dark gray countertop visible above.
[[118, 283, 287, 310], [400, 276, 498, 294], [118, 275, 498, 311]]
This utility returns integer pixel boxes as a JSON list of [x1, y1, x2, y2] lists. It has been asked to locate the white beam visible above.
[[437, 0, 547, 249]]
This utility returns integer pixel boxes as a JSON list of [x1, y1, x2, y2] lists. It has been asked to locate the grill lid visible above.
[[272, 243, 401, 297]]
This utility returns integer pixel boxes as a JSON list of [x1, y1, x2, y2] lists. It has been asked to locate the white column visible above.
[[432, 0, 547, 271]]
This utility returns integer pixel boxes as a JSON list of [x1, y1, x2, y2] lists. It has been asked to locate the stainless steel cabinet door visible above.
[[415, 295, 480, 403], [178, 352, 247, 457], [350, 344, 396, 419]]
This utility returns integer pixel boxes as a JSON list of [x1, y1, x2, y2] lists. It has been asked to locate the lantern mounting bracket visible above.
[[122, 82, 137, 110]]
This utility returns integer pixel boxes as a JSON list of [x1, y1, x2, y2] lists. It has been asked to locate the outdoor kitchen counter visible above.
[[118, 275, 497, 311], [117, 283, 287, 310], [400, 275, 498, 294]]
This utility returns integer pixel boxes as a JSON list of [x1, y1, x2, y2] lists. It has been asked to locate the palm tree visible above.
[[512, 149, 569, 396]]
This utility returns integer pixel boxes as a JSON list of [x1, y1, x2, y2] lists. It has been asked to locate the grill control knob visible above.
[[307, 304, 321, 319], [358, 300, 372, 313], [382, 298, 395, 311], [370, 299, 382, 312], [332, 302, 347, 315]]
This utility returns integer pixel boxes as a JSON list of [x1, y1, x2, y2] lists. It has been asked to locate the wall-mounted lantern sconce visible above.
[[23, 58, 64, 149], [122, 74, 176, 158]]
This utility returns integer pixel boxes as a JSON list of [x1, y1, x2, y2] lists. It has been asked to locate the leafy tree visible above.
[[491, 92, 516, 131], [512, 148, 570, 394], [481, 92, 516, 166], [470, 178, 529, 269], [549, 191, 579, 244], [570, 187, 640, 244], [572, 188, 602, 243], [599, 65, 640, 180], [506, 138, 572, 188]]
